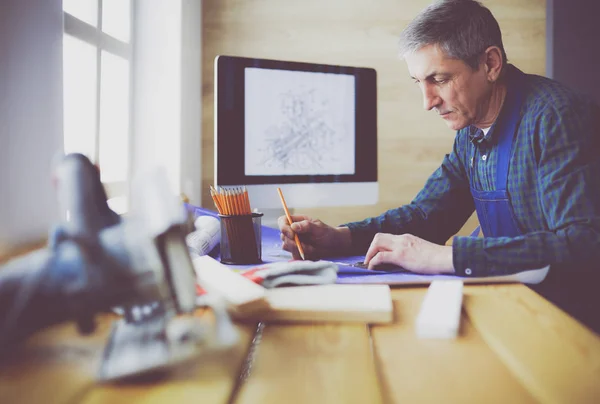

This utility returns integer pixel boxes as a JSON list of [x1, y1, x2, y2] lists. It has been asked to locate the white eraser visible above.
[[416, 280, 463, 339]]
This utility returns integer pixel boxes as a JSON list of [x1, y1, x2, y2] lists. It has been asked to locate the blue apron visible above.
[[470, 69, 525, 238], [467, 69, 600, 334]]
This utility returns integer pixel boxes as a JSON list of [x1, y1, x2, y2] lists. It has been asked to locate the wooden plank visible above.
[[235, 323, 383, 404], [193, 255, 269, 315], [81, 312, 255, 404], [371, 288, 536, 404], [463, 284, 600, 404], [466, 284, 600, 348], [0, 314, 116, 404], [0, 310, 255, 404], [237, 284, 393, 324]]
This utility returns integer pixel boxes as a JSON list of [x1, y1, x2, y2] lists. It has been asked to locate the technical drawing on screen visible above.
[[214, 55, 378, 213]]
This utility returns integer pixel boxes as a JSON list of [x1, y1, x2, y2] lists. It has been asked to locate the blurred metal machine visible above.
[[0, 153, 237, 381]]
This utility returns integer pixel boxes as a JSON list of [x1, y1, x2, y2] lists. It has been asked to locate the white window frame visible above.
[[62, 0, 134, 202]]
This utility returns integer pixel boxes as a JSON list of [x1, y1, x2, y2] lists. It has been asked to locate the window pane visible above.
[[63, 0, 97, 27], [99, 51, 129, 183], [63, 34, 97, 160], [102, 0, 131, 42]]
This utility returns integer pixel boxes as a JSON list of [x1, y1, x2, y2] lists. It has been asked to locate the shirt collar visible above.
[[469, 126, 491, 145]]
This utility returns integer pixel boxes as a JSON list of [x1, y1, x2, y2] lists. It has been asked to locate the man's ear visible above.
[[482, 46, 503, 82]]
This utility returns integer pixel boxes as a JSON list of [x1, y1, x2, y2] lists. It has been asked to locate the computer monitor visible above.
[[214, 55, 378, 211]]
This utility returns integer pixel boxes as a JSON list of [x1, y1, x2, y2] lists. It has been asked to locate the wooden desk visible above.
[[1, 284, 599, 404]]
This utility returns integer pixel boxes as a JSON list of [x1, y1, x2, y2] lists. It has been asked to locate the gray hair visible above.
[[398, 0, 507, 70]]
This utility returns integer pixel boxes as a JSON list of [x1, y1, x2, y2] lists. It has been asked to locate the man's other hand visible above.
[[364, 233, 454, 274]]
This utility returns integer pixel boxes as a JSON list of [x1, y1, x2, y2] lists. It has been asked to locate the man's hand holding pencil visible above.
[[276, 209, 353, 260]]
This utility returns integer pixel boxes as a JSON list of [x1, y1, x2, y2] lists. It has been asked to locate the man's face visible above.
[[405, 44, 491, 130]]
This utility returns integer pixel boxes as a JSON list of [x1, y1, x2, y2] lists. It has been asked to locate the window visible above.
[[62, 0, 133, 211]]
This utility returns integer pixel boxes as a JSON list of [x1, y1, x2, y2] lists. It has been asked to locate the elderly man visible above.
[[278, 0, 600, 332]]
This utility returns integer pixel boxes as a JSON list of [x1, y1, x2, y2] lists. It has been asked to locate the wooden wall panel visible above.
[[202, 0, 546, 236]]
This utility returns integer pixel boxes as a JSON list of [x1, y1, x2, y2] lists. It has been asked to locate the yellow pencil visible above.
[[277, 187, 305, 260]]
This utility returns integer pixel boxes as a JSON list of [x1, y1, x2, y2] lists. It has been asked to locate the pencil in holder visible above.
[[218, 212, 263, 265]]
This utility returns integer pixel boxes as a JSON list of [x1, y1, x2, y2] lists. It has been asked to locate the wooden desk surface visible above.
[[1, 284, 599, 404]]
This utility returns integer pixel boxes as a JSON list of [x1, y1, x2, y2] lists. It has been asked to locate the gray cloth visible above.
[[257, 260, 338, 289]]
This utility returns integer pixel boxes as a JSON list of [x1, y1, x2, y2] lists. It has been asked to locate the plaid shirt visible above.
[[345, 65, 600, 278]]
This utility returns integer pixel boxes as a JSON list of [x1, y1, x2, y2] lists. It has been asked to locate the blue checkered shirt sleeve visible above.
[[344, 72, 600, 277]]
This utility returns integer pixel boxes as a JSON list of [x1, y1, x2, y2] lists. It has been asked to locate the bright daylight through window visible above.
[[62, 0, 132, 209]]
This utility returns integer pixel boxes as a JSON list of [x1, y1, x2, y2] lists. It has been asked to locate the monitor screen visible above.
[[214, 55, 378, 210]]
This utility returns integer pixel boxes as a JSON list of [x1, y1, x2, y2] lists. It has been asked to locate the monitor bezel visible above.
[[214, 55, 377, 188]]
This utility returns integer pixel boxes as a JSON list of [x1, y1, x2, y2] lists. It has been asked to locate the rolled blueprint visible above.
[[186, 215, 221, 256]]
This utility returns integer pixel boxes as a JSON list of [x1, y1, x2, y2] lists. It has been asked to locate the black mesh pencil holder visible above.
[[218, 212, 263, 265]]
